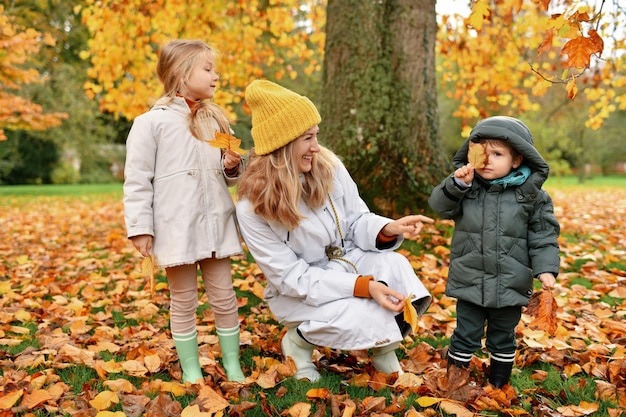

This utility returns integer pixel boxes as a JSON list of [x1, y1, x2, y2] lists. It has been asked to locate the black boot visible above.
[[489, 359, 513, 388], [446, 351, 471, 369]]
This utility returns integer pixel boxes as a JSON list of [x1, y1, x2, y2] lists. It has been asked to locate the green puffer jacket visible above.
[[428, 116, 560, 308]]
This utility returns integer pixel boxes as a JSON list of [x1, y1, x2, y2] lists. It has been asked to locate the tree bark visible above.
[[322, 0, 448, 216]]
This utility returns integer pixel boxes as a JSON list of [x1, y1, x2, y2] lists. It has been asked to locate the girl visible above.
[[123, 40, 245, 383], [236, 80, 433, 382]]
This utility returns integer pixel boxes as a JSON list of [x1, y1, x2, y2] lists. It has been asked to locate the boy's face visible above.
[[475, 140, 523, 181]]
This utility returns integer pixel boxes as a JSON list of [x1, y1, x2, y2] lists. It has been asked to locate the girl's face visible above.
[[180, 52, 219, 100], [475, 140, 523, 180], [292, 126, 321, 173]]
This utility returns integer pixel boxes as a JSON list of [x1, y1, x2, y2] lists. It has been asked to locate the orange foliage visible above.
[[0, 5, 68, 140], [438, 0, 625, 131]]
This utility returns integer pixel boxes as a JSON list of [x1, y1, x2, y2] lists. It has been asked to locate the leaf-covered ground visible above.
[[0, 187, 625, 417]]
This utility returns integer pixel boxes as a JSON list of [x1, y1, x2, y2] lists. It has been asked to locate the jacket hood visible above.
[[152, 95, 191, 114], [452, 116, 550, 188]]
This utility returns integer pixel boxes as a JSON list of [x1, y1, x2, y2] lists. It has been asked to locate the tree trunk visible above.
[[322, 0, 448, 216]]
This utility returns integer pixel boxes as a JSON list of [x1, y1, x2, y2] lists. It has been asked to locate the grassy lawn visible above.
[[0, 177, 624, 416], [0, 182, 123, 197]]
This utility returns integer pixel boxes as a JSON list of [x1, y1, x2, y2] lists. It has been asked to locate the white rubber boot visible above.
[[372, 342, 404, 375], [281, 328, 321, 382]]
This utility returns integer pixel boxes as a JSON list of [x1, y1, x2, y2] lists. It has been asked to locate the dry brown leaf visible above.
[[526, 291, 558, 336], [288, 402, 311, 417]]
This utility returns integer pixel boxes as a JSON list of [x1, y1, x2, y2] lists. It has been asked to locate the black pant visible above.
[[448, 300, 521, 360]]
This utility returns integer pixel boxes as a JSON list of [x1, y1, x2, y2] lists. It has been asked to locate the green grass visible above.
[[544, 174, 626, 189], [0, 175, 622, 198], [0, 182, 123, 197]]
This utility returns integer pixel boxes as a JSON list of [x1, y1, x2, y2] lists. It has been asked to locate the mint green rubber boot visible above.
[[216, 326, 245, 382], [172, 330, 204, 384]]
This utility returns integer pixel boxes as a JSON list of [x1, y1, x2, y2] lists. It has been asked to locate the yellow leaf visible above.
[[181, 404, 212, 417], [468, 0, 490, 31], [416, 396, 443, 407], [95, 412, 126, 417], [160, 381, 188, 397], [468, 142, 487, 168], [89, 391, 119, 411], [403, 293, 418, 333], [141, 255, 154, 297], [566, 78, 578, 100], [208, 132, 246, 155], [103, 379, 135, 393]]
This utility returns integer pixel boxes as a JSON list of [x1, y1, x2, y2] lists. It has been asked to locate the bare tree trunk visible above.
[[322, 0, 447, 216]]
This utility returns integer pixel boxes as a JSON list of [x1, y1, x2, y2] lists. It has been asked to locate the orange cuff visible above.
[[377, 231, 397, 243], [354, 275, 374, 298]]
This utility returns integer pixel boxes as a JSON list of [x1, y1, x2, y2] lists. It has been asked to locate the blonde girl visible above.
[[123, 40, 245, 383]]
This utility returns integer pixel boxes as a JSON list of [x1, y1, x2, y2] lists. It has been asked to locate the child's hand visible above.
[[223, 149, 242, 171], [538, 273, 556, 290], [131, 234, 153, 257], [454, 163, 475, 184]]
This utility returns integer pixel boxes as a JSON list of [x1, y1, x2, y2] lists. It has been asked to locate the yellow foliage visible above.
[[81, 0, 326, 121], [437, 0, 623, 130]]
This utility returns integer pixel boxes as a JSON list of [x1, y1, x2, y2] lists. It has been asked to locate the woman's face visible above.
[[292, 126, 320, 173], [180, 52, 219, 100]]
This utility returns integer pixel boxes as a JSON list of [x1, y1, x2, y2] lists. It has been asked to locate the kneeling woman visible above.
[[236, 80, 433, 382]]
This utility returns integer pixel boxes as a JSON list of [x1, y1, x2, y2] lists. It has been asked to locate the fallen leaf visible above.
[[89, 390, 120, 411]]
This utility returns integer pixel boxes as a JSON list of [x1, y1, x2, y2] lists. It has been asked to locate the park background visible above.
[[1, 0, 625, 416]]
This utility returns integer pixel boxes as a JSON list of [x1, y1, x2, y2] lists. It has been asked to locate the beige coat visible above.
[[123, 96, 243, 267]]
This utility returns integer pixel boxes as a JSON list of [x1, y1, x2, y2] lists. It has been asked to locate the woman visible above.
[[236, 80, 432, 382]]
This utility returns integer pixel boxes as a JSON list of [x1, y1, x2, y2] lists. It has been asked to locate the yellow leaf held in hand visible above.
[[209, 132, 246, 155], [468, 141, 487, 168], [403, 293, 418, 333], [141, 256, 155, 297]]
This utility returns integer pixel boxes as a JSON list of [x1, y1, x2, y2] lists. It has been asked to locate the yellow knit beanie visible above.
[[245, 80, 321, 155]]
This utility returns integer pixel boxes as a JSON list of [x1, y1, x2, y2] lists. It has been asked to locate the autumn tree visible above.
[[79, 0, 326, 123], [438, 0, 626, 133], [321, 0, 448, 216], [1, 0, 124, 184], [0, 5, 67, 142]]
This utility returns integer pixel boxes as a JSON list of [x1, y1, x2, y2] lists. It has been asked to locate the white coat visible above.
[[123, 96, 243, 267], [236, 159, 431, 350]]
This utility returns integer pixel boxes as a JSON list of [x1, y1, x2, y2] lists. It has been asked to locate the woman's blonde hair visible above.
[[237, 145, 337, 230], [156, 39, 231, 137]]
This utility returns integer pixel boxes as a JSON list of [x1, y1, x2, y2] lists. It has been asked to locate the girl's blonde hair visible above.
[[237, 145, 337, 230], [156, 39, 231, 137]]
